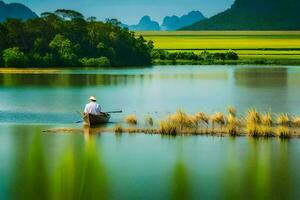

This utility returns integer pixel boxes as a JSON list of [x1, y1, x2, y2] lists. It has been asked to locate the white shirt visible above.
[[84, 102, 101, 115]]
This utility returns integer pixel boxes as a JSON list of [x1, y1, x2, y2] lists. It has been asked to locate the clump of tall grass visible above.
[[125, 115, 138, 125], [169, 109, 191, 130], [159, 120, 178, 135], [246, 109, 261, 124], [259, 125, 273, 137], [227, 106, 236, 117], [144, 116, 154, 126], [292, 116, 300, 127], [245, 109, 261, 137], [226, 114, 238, 136], [185, 115, 199, 132], [261, 112, 272, 126], [211, 112, 225, 131], [276, 126, 291, 138], [194, 112, 209, 127], [260, 112, 273, 137], [276, 114, 290, 126], [114, 124, 123, 133]]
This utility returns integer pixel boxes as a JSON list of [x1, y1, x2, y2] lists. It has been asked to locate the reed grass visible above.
[[246, 123, 260, 137], [185, 115, 199, 132], [259, 112, 273, 137], [261, 113, 273, 126], [104, 107, 300, 138], [276, 126, 291, 138], [125, 115, 138, 125], [211, 112, 225, 131], [159, 120, 178, 135], [114, 124, 123, 133], [226, 114, 238, 136], [258, 125, 273, 137], [292, 116, 300, 127], [227, 106, 237, 117], [168, 110, 191, 130], [276, 114, 290, 126], [194, 112, 209, 126], [246, 109, 261, 124], [212, 112, 225, 125], [245, 109, 261, 136], [144, 116, 154, 126]]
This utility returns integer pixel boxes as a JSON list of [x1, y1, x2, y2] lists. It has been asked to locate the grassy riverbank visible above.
[[138, 31, 300, 65]]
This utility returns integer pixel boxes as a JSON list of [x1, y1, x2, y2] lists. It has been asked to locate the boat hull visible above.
[[83, 113, 111, 126]]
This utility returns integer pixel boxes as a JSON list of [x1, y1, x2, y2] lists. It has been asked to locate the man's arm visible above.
[[97, 104, 102, 114]]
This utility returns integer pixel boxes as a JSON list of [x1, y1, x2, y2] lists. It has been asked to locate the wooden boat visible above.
[[83, 113, 111, 126]]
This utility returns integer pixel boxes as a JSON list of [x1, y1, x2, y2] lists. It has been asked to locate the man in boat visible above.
[[84, 96, 102, 115]]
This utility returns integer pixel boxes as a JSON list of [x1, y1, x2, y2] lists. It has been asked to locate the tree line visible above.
[[152, 50, 239, 61], [0, 9, 154, 67]]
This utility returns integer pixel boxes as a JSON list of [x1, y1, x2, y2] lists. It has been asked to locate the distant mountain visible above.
[[123, 16, 160, 31], [161, 11, 206, 30], [123, 11, 206, 31], [0, 1, 38, 22], [183, 0, 300, 30]]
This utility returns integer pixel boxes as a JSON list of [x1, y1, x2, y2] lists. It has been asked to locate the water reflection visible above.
[[13, 134, 50, 200], [1, 126, 300, 199], [234, 67, 288, 88], [220, 138, 296, 200], [232, 67, 291, 113], [0, 74, 138, 87], [271, 139, 293, 199], [11, 132, 108, 200], [171, 161, 190, 200], [0, 71, 228, 88]]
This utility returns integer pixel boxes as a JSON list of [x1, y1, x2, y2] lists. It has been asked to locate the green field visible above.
[[138, 31, 300, 63], [138, 31, 300, 49]]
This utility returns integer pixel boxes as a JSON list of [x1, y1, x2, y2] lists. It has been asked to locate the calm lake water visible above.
[[1, 65, 300, 199]]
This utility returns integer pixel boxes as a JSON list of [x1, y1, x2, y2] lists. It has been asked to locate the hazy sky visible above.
[[5, 0, 234, 24]]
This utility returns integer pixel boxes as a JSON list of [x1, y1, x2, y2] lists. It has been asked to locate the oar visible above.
[[104, 110, 123, 114], [77, 110, 84, 117], [75, 111, 85, 123]]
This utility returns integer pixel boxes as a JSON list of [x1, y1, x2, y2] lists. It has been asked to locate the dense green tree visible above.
[[54, 9, 84, 20], [40, 12, 53, 18], [33, 38, 48, 55], [80, 57, 110, 67], [0, 24, 7, 50], [49, 34, 79, 66], [4, 19, 27, 50], [0, 23, 7, 64], [3, 47, 28, 67], [152, 49, 238, 61], [87, 16, 97, 22]]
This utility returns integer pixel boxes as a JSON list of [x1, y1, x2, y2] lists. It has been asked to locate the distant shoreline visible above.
[[1, 63, 300, 75], [153, 58, 300, 66]]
